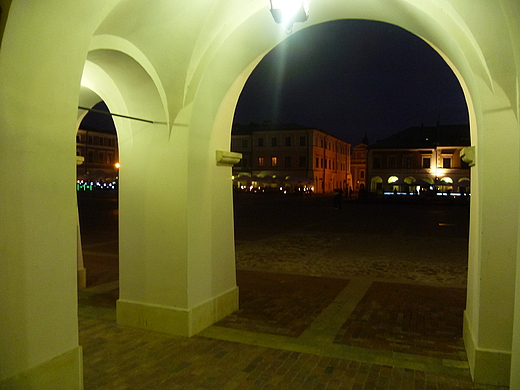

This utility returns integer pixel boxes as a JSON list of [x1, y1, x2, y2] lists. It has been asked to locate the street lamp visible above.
[[114, 162, 120, 181], [270, 0, 310, 33]]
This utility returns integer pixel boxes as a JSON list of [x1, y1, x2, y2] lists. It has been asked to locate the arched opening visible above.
[[1, 2, 519, 388], [371, 176, 383, 194], [75, 101, 120, 299], [209, 21, 475, 384]]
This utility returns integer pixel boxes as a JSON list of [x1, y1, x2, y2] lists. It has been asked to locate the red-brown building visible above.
[[231, 123, 351, 194]]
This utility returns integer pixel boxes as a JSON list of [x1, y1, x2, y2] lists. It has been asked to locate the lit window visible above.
[[271, 156, 278, 167], [258, 157, 264, 167]]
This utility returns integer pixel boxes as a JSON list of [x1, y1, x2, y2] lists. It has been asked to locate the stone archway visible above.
[[1, 1, 519, 388]]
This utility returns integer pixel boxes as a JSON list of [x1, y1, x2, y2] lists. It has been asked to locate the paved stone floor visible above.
[[78, 193, 508, 389]]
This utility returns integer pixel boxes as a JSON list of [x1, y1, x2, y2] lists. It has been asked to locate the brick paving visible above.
[[78, 194, 509, 389], [333, 282, 467, 360], [80, 316, 488, 390], [216, 271, 350, 337]]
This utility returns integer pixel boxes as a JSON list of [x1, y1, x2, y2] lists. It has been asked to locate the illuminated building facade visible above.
[[367, 125, 471, 195], [231, 123, 351, 193], [351, 137, 369, 196], [76, 129, 118, 181], [1, 1, 520, 388]]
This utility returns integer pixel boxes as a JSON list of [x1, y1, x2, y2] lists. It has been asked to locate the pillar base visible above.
[[117, 286, 238, 337], [463, 311, 511, 387], [0, 346, 83, 390], [77, 268, 87, 290]]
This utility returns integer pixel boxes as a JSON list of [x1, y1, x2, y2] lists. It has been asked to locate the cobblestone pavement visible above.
[[235, 231, 468, 287], [79, 194, 508, 389]]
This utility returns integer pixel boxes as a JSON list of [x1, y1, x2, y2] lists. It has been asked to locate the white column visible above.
[[116, 117, 238, 336], [464, 81, 519, 386], [0, 2, 104, 387]]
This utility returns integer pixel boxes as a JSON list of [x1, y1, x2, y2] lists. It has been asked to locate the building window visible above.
[[422, 157, 431, 169], [271, 156, 277, 167], [360, 171, 365, 179], [242, 140, 248, 148], [321, 158, 324, 168], [388, 157, 396, 169], [299, 156, 306, 168], [373, 157, 381, 169], [403, 157, 412, 169], [443, 157, 451, 168], [271, 137, 277, 147], [285, 136, 291, 146], [315, 157, 319, 168], [258, 156, 264, 167], [285, 156, 292, 167], [257, 138, 264, 147], [300, 136, 306, 146]]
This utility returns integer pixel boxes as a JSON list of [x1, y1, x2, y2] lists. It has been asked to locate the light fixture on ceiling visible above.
[[269, 0, 310, 33]]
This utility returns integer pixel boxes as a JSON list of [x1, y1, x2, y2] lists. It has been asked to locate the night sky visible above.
[[81, 20, 468, 146], [233, 19, 468, 145]]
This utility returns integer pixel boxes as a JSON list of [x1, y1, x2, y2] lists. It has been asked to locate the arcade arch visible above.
[[1, 1, 519, 388]]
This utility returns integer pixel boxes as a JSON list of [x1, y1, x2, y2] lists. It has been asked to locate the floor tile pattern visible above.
[[80, 316, 491, 390], [334, 282, 467, 360], [216, 270, 350, 337]]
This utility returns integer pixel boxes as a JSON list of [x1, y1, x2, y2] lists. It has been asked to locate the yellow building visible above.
[[1, 1, 520, 388], [368, 125, 471, 195]]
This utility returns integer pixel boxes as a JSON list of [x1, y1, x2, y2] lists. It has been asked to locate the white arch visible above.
[[192, 8, 518, 386], [1, 1, 519, 388], [87, 35, 170, 127]]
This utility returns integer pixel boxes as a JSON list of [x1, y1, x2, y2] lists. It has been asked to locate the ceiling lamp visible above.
[[270, 0, 310, 33]]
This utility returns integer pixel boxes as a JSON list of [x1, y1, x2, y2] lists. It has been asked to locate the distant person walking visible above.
[[333, 188, 343, 209]]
